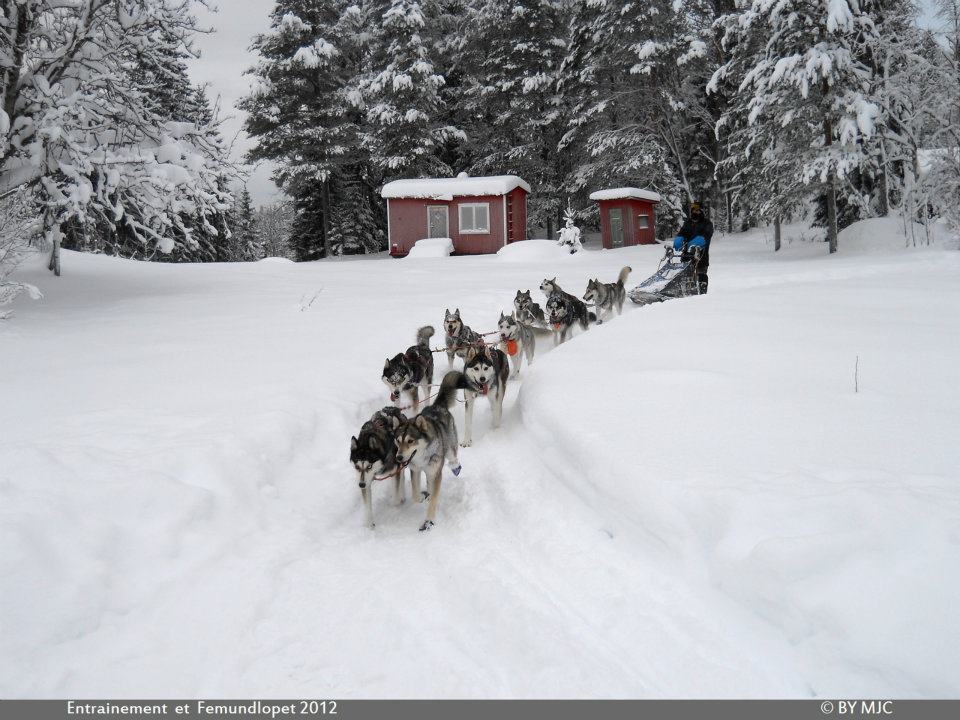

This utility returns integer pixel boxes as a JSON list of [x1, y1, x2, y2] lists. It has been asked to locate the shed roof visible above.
[[589, 187, 662, 203], [381, 175, 530, 201]]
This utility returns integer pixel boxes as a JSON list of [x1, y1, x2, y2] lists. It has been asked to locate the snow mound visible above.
[[406, 237, 454, 258], [496, 239, 581, 262], [837, 216, 950, 254], [257, 256, 294, 264]]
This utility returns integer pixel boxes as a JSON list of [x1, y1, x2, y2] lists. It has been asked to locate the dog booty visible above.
[[451, 464, 462, 477]]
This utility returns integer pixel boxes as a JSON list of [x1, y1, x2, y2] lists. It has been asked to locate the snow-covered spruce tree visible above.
[[0, 0, 235, 274], [242, 1, 387, 258], [327, 169, 385, 254], [361, 0, 461, 179], [229, 186, 261, 261], [459, 0, 568, 235], [254, 200, 296, 259], [712, 1, 881, 253], [805, 1, 942, 232], [558, 0, 706, 236]]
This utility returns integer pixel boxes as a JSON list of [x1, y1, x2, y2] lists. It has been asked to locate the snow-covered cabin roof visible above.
[[381, 174, 531, 201], [589, 187, 661, 203]]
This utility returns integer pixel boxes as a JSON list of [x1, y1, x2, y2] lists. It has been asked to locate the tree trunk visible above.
[[45, 211, 61, 276], [322, 181, 332, 259], [774, 215, 781, 252], [878, 136, 890, 216], [824, 114, 838, 254], [725, 188, 733, 234], [546, 216, 554, 239]]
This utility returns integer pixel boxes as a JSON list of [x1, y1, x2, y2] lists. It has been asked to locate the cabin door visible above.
[[609, 208, 624, 248], [427, 206, 449, 238]]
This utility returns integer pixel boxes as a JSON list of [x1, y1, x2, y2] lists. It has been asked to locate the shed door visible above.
[[609, 208, 624, 248], [427, 206, 449, 238]]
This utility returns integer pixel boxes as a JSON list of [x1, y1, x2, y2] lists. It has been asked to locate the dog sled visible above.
[[628, 244, 703, 306]]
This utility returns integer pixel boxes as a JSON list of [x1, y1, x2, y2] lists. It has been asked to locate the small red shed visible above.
[[590, 187, 661, 248], [381, 173, 530, 256]]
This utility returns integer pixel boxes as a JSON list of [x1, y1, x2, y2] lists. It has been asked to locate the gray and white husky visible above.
[[583, 266, 631, 323], [513, 290, 546, 328], [540, 277, 595, 345], [461, 345, 510, 447], [350, 406, 409, 529], [383, 326, 434, 412], [394, 371, 469, 531], [443, 308, 483, 366], [497, 311, 534, 378]]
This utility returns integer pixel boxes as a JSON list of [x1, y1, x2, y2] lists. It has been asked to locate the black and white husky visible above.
[[460, 345, 510, 447], [350, 406, 409, 528], [497, 311, 534, 378], [583, 266, 631, 323], [513, 290, 546, 328], [383, 326, 435, 412], [443, 308, 483, 366], [540, 277, 594, 345], [394, 371, 468, 531]]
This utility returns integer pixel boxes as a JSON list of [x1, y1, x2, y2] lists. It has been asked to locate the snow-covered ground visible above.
[[2, 220, 959, 698]]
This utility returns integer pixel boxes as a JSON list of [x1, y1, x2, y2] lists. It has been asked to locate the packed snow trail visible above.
[[2, 223, 958, 697]]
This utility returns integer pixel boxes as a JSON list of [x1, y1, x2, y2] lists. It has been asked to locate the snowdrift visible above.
[[837, 215, 951, 254], [406, 237, 454, 258], [2, 232, 959, 698], [496, 238, 581, 262]]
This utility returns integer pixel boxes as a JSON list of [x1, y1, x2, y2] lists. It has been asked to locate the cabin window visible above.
[[459, 203, 490, 234], [638, 214, 650, 229]]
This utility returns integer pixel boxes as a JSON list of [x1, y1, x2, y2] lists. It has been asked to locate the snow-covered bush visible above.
[[557, 205, 583, 254], [0, 189, 42, 319]]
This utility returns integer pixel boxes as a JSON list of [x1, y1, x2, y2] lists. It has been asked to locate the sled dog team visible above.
[[350, 266, 632, 531]]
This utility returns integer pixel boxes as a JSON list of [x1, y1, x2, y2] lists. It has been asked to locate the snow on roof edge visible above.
[[589, 187, 662, 203], [381, 175, 531, 200]]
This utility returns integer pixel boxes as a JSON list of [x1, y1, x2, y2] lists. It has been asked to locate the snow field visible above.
[[2, 219, 958, 697]]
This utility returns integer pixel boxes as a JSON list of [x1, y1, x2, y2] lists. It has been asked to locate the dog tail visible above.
[[416, 326, 435, 347], [433, 370, 470, 408], [617, 266, 632, 286]]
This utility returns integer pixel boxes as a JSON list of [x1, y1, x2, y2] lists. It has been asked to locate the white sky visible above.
[[187, 0, 945, 208], [186, 1, 279, 207]]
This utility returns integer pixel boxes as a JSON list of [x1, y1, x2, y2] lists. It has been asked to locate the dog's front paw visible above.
[[419, 520, 434, 532]]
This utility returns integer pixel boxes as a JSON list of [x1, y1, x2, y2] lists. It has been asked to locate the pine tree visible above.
[[361, 0, 461, 178], [243, 1, 390, 259], [460, 0, 568, 233], [713, 1, 882, 252]]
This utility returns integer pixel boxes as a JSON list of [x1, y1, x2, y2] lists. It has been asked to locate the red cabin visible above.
[[381, 174, 530, 256], [590, 187, 661, 248]]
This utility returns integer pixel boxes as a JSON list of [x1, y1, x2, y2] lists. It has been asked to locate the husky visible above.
[[497, 311, 534, 378], [583, 266, 631, 323], [545, 293, 597, 345], [513, 290, 546, 328], [394, 371, 469, 531], [350, 406, 410, 529], [540, 277, 595, 344], [383, 326, 435, 412], [460, 344, 511, 447], [443, 308, 483, 366]]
